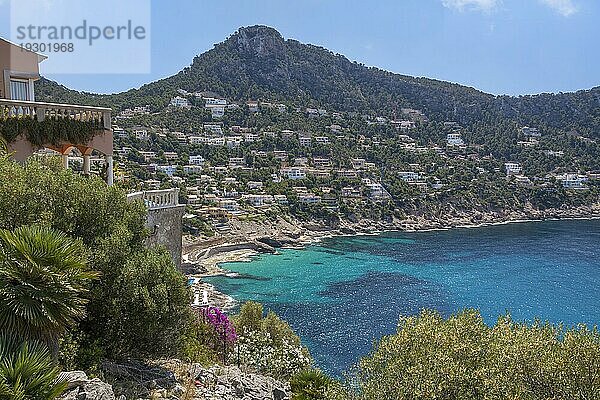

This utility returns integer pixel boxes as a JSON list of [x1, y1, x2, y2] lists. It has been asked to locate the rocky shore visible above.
[[182, 203, 600, 310]]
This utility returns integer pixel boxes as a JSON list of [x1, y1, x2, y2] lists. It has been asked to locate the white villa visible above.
[[505, 162, 523, 176], [447, 133, 465, 147], [189, 155, 205, 165], [281, 167, 307, 180], [560, 173, 588, 190], [170, 96, 191, 109]]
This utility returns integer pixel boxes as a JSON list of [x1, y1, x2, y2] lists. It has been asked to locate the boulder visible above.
[[58, 371, 115, 400], [188, 364, 290, 400]]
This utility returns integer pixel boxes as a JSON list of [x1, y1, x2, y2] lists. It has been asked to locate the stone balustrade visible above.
[[127, 188, 180, 210], [0, 98, 111, 130]]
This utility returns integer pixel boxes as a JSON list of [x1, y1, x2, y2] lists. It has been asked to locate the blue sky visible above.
[[0, 0, 598, 96]]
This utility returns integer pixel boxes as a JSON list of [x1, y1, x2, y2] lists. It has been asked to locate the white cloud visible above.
[[539, 0, 578, 16], [441, 0, 500, 12]]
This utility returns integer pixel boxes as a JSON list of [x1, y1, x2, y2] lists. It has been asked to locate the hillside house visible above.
[[228, 157, 246, 168], [189, 155, 205, 165], [226, 136, 244, 148], [337, 170, 358, 178], [139, 151, 157, 162], [206, 104, 225, 118], [247, 181, 264, 190], [520, 126, 541, 137], [156, 165, 177, 177], [313, 157, 332, 169], [298, 193, 321, 204], [184, 165, 203, 175], [203, 124, 223, 135], [134, 128, 150, 140], [208, 137, 225, 146], [163, 151, 179, 161], [281, 129, 295, 139], [561, 173, 588, 190], [205, 97, 227, 106], [447, 133, 465, 147], [170, 96, 190, 109], [505, 162, 523, 176], [299, 134, 312, 147], [274, 195, 288, 204], [281, 167, 307, 180]]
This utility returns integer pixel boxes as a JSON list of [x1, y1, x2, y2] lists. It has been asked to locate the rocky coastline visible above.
[[182, 203, 600, 310], [58, 360, 290, 400]]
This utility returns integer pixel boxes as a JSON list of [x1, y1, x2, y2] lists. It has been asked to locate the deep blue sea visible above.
[[205, 220, 600, 376]]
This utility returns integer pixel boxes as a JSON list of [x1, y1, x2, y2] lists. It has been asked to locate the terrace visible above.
[[1, 99, 114, 183], [0, 37, 114, 184]]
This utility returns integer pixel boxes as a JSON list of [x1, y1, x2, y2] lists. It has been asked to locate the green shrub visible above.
[[84, 247, 192, 360], [354, 309, 600, 400], [233, 301, 263, 332], [233, 301, 312, 379], [180, 317, 220, 366], [233, 301, 302, 346]]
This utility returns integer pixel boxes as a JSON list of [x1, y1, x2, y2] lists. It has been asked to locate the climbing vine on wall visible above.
[[0, 115, 103, 147]]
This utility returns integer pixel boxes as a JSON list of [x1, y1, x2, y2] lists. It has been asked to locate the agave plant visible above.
[[0, 225, 98, 351], [0, 334, 67, 400]]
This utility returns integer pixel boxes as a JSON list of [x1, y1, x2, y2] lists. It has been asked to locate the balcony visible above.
[[0, 98, 111, 128], [127, 188, 181, 210], [0, 98, 114, 185]]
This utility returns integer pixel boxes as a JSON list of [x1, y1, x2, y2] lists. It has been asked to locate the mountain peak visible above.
[[232, 25, 286, 58]]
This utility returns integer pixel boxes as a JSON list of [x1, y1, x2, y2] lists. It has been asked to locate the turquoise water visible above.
[[205, 220, 600, 376]]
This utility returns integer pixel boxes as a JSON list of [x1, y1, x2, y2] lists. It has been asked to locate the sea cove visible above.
[[206, 219, 600, 376]]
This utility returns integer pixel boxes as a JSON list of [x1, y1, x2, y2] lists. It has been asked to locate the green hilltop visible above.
[[36, 25, 600, 138]]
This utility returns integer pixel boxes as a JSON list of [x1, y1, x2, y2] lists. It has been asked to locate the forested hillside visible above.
[[35, 25, 600, 138]]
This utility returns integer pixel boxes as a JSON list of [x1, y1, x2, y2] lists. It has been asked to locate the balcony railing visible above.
[[0, 99, 111, 130], [127, 188, 180, 210]]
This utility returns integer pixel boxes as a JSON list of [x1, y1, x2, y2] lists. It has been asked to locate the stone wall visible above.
[[145, 205, 185, 269]]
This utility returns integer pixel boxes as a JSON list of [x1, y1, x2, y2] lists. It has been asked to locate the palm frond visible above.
[[0, 226, 98, 344], [0, 334, 67, 399]]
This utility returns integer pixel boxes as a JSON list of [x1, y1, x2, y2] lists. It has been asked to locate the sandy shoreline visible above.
[[183, 207, 600, 310]]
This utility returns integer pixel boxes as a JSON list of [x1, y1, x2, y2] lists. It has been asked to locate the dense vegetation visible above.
[[327, 310, 600, 399], [0, 156, 195, 364], [0, 115, 104, 147], [0, 152, 316, 397]]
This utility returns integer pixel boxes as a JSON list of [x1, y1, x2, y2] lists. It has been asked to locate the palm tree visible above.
[[0, 334, 67, 400], [0, 225, 97, 352]]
